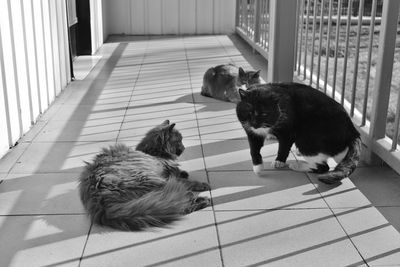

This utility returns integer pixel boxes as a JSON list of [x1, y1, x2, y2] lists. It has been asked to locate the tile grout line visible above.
[[78, 222, 94, 267], [183, 35, 230, 267], [116, 39, 150, 143], [305, 172, 370, 266]]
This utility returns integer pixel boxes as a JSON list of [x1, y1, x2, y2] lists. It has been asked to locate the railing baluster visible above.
[[331, 0, 342, 99], [361, 0, 377, 126], [316, 0, 325, 89], [309, 0, 317, 86], [294, 0, 301, 69], [341, 0, 352, 105], [297, 0, 304, 75], [323, 0, 333, 94], [350, 0, 365, 118], [254, 0, 261, 43], [392, 92, 400, 151], [303, 0, 311, 80]]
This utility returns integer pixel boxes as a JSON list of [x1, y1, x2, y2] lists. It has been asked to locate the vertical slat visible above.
[[40, 0, 50, 107], [341, 0, 352, 105], [303, 0, 310, 80], [361, 0, 377, 126], [309, 0, 318, 85], [19, 0, 34, 124], [369, 0, 399, 143], [293, 0, 300, 68], [297, 0, 304, 75], [61, 0, 71, 85], [0, 27, 13, 147], [254, 0, 261, 43], [323, 0, 333, 93], [316, 0, 325, 89], [392, 92, 400, 150], [350, 0, 365, 117], [331, 0, 342, 99], [6, 0, 23, 137]]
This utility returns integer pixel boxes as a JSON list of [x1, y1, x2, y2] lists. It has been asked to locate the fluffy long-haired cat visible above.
[[79, 120, 211, 231], [201, 63, 261, 103], [236, 82, 362, 184]]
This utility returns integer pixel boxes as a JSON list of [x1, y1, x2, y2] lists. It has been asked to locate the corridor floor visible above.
[[0, 35, 400, 267]]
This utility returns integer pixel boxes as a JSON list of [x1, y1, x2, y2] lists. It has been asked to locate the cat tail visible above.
[[98, 179, 195, 231], [201, 67, 216, 97], [318, 137, 362, 185]]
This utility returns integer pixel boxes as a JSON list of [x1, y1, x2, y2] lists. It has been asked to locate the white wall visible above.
[[103, 0, 236, 36], [0, 0, 72, 158]]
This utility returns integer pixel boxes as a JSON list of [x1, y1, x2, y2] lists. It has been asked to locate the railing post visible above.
[[366, 0, 400, 162], [254, 0, 261, 44], [267, 0, 297, 82]]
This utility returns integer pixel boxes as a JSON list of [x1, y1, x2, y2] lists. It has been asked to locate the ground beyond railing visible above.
[[236, 0, 400, 175]]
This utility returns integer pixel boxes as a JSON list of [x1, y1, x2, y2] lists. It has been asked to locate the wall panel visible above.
[[0, 0, 84, 158], [104, 0, 236, 36]]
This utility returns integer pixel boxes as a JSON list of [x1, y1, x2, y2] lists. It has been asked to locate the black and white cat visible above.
[[201, 64, 261, 103], [236, 82, 362, 184]]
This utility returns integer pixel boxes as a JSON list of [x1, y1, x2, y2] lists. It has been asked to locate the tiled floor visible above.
[[0, 35, 400, 267]]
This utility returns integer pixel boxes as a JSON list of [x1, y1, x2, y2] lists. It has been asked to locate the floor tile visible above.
[[81, 211, 221, 267], [119, 112, 199, 140], [119, 139, 206, 172], [215, 209, 364, 267], [209, 170, 327, 210], [350, 166, 400, 206], [0, 173, 84, 215], [0, 215, 90, 267], [377, 206, 400, 233], [202, 139, 297, 172], [33, 119, 120, 142], [10, 141, 115, 174], [335, 206, 400, 266], [0, 143, 30, 173], [307, 175, 373, 208]]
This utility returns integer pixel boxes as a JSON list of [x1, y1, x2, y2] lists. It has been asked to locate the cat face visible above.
[[158, 120, 185, 156], [136, 120, 185, 158], [236, 89, 280, 130], [237, 67, 261, 88]]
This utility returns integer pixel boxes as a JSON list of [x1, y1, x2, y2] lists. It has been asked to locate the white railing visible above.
[[236, 0, 400, 175]]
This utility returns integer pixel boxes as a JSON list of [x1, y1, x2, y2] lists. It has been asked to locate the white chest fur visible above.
[[250, 127, 276, 139]]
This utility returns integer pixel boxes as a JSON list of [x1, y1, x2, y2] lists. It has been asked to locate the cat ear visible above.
[[161, 120, 170, 126], [168, 123, 176, 131], [253, 70, 261, 78], [238, 67, 245, 77], [238, 89, 247, 100]]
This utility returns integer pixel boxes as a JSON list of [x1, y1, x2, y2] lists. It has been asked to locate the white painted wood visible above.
[[104, 0, 236, 36], [10, 0, 32, 132], [0, 0, 91, 159], [163, 0, 179, 34], [147, 0, 163, 34], [196, 0, 214, 34], [180, 0, 196, 34], [131, 0, 145, 34], [267, 0, 297, 82], [22, 0, 40, 120]]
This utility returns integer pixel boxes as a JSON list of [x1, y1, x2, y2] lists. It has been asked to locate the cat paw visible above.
[[253, 164, 264, 175], [179, 170, 189, 179], [189, 181, 211, 192], [184, 197, 211, 214], [289, 161, 311, 172], [271, 160, 287, 169]]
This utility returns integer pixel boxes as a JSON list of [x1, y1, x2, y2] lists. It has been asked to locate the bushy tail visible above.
[[201, 67, 216, 97], [318, 137, 362, 184], [95, 179, 194, 231]]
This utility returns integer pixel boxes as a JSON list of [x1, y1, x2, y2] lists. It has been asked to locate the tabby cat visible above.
[[201, 63, 261, 103], [79, 120, 211, 231], [236, 82, 362, 184]]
